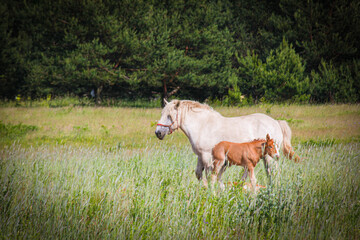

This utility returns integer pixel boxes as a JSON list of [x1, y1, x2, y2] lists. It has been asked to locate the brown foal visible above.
[[211, 134, 279, 192]]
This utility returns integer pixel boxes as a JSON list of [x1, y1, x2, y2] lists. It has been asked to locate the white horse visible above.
[[155, 99, 296, 187]]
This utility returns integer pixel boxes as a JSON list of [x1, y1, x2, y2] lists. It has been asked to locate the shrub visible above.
[[310, 60, 360, 103], [235, 39, 310, 104]]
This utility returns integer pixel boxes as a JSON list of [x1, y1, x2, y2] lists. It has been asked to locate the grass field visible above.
[[0, 103, 359, 239]]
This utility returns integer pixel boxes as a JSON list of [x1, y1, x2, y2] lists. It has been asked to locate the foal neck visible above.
[[253, 140, 267, 159]]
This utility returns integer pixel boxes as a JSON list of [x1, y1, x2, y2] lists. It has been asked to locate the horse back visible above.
[[217, 113, 283, 146], [213, 140, 264, 167], [212, 141, 232, 162]]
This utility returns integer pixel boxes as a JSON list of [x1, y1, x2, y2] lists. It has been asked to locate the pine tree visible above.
[[236, 39, 309, 103]]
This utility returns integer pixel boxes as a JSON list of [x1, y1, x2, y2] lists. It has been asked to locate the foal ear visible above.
[[266, 134, 270, 141], [164, 99, 169, 105]]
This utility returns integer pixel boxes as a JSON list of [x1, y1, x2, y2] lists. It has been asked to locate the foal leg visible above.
[[263, 157, 271, 177], [216, 163, 227, 190], [211, 157, 224, 190], [248, 167, 257, 193], [241, 166, 248, 182], [263, 157, 272, 185], [263, 155, 279, 185]]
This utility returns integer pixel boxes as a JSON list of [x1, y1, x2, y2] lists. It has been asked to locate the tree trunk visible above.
[[161, 79, 168, 107], [96, 85, 103, 105]]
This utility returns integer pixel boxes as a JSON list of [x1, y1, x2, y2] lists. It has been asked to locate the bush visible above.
[[310, 60, 360, 103], [263, 39, 310, 103], [235, 39, 310, 104]]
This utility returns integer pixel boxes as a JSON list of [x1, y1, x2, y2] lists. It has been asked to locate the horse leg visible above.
[[241, 166, 248, 182], [202, 152, 213, 188], [195, 156, 206, 187], [283, 143, 292, 158], [263, 157, 272, 185], [211, 157, 224, 190], [263, 157, 271, 177], [216, 162, 227, 190], [248, 167, 257, 193], [195, 156, 204, 180], [195, 152, 212, 188], [283, 144, 300, 162]]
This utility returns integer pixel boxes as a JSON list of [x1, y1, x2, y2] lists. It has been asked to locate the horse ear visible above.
[[266, 134, 270, 141], [164, 99, 169, 105], [173, 100, 181, 109]]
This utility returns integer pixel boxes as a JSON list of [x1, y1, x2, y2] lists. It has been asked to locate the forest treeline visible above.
[[1, 0, 359, 104]]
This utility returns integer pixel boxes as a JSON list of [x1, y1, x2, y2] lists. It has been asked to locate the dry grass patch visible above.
[[0, 104, 359, 147], [217, 104, 360, 144]]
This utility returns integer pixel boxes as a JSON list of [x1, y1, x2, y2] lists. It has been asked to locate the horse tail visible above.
[[277, 120, 300, 162]]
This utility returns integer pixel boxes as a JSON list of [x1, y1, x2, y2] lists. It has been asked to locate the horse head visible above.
[[155, 99, 181, 140], [264, 134, 280, 159]]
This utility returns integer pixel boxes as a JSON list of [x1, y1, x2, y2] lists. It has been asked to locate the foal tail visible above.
[[278, 120, 300, 162]]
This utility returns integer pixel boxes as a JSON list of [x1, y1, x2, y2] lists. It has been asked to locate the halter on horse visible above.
[[156, 110, 178, 135]]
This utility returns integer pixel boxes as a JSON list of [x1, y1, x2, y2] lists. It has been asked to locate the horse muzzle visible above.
[[155, 131, 163, 140], [155, 129, 166, 140]]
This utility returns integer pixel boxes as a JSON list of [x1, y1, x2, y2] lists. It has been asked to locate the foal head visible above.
[[155, 100, 181, 140], [263, 134, 279, 159]]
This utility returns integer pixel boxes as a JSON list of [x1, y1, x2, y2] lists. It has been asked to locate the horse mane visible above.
[[162, 100, 217, 127], [177, 100, 213, 111], [250, 138, 266, 143]]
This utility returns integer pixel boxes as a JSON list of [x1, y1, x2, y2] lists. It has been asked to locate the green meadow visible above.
[[0, 104, 359, 239]]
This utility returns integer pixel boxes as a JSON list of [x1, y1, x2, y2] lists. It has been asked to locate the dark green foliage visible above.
[[310, 60, 360, 103], [236, 39, 310, 103], [0, 0, 359, 104]]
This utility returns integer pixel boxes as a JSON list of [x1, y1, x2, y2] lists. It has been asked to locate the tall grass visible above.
[[1, 142, 359, 239], [0, 104, 359, 238]]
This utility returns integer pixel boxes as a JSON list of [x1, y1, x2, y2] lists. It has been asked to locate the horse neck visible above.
[[252, 140, 266, 159], [179, 111, 200, 139], [179, 109, 216, 143]]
